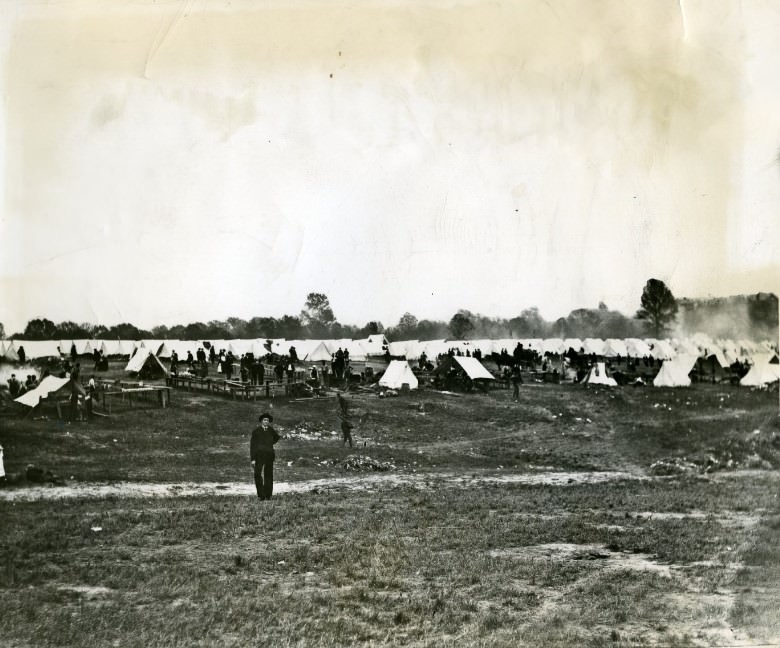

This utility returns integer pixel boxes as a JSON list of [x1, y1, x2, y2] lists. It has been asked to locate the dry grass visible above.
[[0, 379, 778, 646]]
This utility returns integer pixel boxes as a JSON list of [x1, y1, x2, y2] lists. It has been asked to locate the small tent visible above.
[[15, 376, 85, 408], [2, 342, 19, 362], [453, 356, 495, 381], [653, 354, 698, 387], [125, 348, 169, 378], [378, 360, 419, 390], [307, 341, 333, 363], [740, 361, 780, 387], [581, 362, 617, 386], [602, 339, 628, 358]]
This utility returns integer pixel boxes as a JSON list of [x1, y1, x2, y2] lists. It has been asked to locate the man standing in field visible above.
[[510, 365, 523, 402], [250, 412, 280, 500], [340, 415, 354, 448]]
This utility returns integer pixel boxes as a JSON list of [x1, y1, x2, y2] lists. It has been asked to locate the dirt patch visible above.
[[0, 470, 645, 502]]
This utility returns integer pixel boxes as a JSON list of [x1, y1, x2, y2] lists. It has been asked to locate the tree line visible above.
[[2, 283, 777, 343]]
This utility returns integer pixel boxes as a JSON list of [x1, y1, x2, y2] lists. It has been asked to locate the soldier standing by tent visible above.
[[250, 412, 281, 500], [17, 346, 26, 365]]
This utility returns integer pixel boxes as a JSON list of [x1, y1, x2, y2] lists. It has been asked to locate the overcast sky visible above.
[[1, 0, 778, 336]]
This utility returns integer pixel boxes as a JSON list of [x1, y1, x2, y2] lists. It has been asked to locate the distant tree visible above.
[[226, 317, 249, 339], [23, 318, 58, 340], [106, 323, 145, 340], [598, 301, 608, 311], [449, 310, 475, 340], [57, 321, 90, 338], [151, 325, 170, 338], [509, 307, 548, 338], [279, 315, 303, 339], [301, 292, 337, 337], [84, 323, 109, 338], [636, 278, 678, 337], [747, 293, 779, 332], [397, 312, 418, 332], [245, 317, 276, 339], [204, 320, 230, 339], [167, 325, 186, 339], [0, 322, 4, 339], [357, 321, 383, 338], [184, 322, 208, 340], [416, 319, 449, 341]]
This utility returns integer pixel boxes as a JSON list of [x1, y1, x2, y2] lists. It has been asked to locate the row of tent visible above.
[[1, 334, 777, 366]]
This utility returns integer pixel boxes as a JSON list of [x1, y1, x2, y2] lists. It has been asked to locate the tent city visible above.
[[1, 1, 780, 647]]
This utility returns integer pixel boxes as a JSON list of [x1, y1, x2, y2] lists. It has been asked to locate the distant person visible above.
[[250, 412, 281, 500], [7, 374, 20, 398], [70, 343, 77, 361], [337, 392, 349, 417], [17, 346, 26, 364], [511, 365, 523, 402], [340, 416, 354, 448], [85, 377, 96, 422]]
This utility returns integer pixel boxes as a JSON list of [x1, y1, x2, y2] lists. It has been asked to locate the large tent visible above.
[[653, 354, 698, 387], [14, 340, 60, 360], [378, 360, 419, 390], [581, 362, 617, 386], [15, 376, 85, 408]]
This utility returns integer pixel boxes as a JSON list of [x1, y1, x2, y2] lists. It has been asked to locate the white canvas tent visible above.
[[582, 338, 606, 356], [602, 339, 628, 358], [542, 338, 566, 355], [16, 340, 60, 360], [15, 376, 83, 408], [653, 354, 698, 387], [740, 361, 780, 387], [3, 342, 19, 362], [360, 334, 389, 356], [625, 338, 651, 358], [100, 339, 130, 357], [378, 360, 419, 390], [581, 362, 617, 386], [307, 342, 333, 363], [125, 348, 169, 376], [453, 356, 495, 381]]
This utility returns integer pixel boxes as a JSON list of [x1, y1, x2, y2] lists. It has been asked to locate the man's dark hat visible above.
[[259, 412, 273, 422]]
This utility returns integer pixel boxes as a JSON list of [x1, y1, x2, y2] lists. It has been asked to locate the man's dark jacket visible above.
[[250, 425, 280, 461]]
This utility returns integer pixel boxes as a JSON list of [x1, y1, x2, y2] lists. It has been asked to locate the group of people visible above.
[[6, 373, 39, 398]]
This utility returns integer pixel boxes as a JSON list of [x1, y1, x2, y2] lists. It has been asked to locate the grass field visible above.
[[1, 379, 779, 646]]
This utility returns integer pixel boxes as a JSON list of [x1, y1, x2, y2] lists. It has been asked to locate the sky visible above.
[[1, 0, 779, 336]]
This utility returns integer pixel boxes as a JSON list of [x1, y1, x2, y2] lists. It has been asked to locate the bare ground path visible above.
[[0, 469, 646, 502]]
